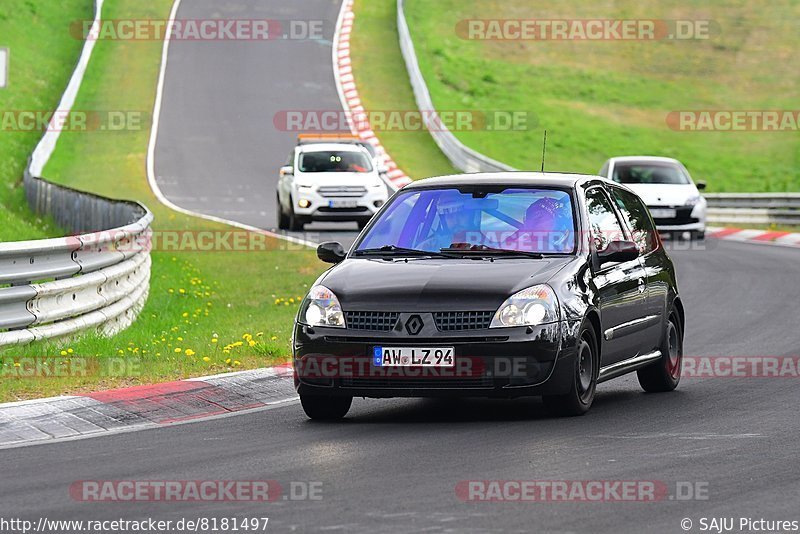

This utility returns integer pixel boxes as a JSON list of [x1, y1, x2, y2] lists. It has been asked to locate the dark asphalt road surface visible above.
[[1, 239, 799, 533], [3, 0, 798, 532], [153, 0, 360, 246]]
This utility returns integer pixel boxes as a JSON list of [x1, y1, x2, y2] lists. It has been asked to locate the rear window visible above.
[[299, 151, 373, 173], [612, 163, 689, 185]]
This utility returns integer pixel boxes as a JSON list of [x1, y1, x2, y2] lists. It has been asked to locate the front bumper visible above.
[[292, 186, 387, 221], [649, 204, 706, 232], [292, 317, 580, 398]]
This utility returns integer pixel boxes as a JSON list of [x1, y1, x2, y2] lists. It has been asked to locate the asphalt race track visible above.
[[2, 0, 798, 532], [153, 0, 360, 246], [1, 241, 799, 532]]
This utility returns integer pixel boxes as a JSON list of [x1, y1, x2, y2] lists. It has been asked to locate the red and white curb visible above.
[[334, 0, 413, 190], [0, 364, 295, 449], [706, 227, 800, 248]]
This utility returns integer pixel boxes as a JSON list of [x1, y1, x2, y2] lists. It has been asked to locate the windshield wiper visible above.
[[440, 244, 544, 259], [354, 245, 445, 257]]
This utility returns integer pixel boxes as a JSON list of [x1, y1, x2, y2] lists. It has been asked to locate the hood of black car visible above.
[[320, 257, 573, 311]]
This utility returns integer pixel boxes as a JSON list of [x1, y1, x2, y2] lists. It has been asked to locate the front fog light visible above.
[[298, 198, 311, 208], [490, 285, 559, 328], [302, 285, 345, 328]]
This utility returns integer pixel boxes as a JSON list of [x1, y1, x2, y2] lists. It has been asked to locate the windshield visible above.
[[612, 163, 690, 185], [299, 151, 373, 173], [356, 187, 576, 254]]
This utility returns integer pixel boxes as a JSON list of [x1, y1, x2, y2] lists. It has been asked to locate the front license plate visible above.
[[649, 208, 677, 219], [373, 346, 455, 367], [328, 199, 359, 208]]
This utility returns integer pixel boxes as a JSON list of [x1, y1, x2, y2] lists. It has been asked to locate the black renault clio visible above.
[[293, 173, 684, 419]]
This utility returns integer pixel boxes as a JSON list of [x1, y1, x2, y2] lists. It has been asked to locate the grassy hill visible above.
[[0, 0, 92, 240], [391, 0, 798, 191]]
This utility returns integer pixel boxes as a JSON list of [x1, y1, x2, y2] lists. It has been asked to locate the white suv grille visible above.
[[317, 186, 367, 198]]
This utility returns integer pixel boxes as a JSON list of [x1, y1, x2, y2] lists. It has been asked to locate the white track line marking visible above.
[[145, 0, 318, 249]]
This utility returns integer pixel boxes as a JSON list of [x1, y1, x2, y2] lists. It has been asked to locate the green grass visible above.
[[0, 0, 92, 240], [396, 0, 800, 192], [0, 0, 325, 402], [350, 0, 456, 179]]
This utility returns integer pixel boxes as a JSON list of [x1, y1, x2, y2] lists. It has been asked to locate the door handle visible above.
[[637, 278, 646, 293]]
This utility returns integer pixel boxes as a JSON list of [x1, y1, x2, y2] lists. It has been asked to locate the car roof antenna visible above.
[[540, 130, 547, 172]]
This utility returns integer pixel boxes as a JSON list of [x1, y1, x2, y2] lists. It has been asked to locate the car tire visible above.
[[277, 194, 289, 230], [300, 394, 352, 420], [637, 310, 683, 393], [542, 323, 598, 417], [288, 196, 304, 231]]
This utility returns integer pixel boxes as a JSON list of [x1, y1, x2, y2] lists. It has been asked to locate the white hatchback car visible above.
[[599, 156, 707, 240], [277, 142, 390, 231]]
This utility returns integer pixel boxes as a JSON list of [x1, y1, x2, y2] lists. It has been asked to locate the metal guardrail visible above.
[[397, 0, 515, 174], [705, 193, 800, 226], [396, 2, 799, 227], [0, 170, 152, 349], [0, 0, 153, 350]]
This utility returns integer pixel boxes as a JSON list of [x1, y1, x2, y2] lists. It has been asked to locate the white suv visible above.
[[599, 156, 707, 240], [277, 142, 390, 231]]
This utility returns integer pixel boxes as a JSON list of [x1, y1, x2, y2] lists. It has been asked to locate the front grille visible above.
[[648, 205, 698, 226], [433, 311, 494, 331], [318, 186, 367, 198], [340, 377, 494, 389], [345, 311, 399, 331], [317, 206, 369, 213]]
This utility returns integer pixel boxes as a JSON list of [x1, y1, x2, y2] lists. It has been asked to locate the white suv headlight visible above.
[[302, 285, 345, 328], [685, 195, 701, 206], [490, 284, 559, 328]]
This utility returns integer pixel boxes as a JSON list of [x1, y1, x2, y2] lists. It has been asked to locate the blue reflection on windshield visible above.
[[357, 188, 575, 254]]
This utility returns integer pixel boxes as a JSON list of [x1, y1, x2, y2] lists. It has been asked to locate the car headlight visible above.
[[301, 285, 345, 328], [685, 195, 701, 206], [490, 284, 559, 328], [297, 184, 313, 191]]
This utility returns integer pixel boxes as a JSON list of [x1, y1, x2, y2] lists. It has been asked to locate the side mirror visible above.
[[696, 180, 706, 190], [377, 164, 389, 175], [280, 165, 294, 177], [598, 240, 639, 265], [317, 241, 346, 264]]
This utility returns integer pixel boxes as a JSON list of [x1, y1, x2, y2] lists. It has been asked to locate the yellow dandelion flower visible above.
[[233, 360, 242, 367], [185, 349, 196, 356], [202, 356, 211, 362], [174, 348, 182, 353], [211, 338, 218, 343]]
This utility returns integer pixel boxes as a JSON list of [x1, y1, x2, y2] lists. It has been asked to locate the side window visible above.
[[285, 151, 295, 166], [611, 187, 657, 254], [599, 161, 609, 178], [585, 188, 627, 253]]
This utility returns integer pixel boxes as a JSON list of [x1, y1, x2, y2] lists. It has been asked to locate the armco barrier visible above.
[[396, 2, 798, 225], [0, 172, 152, 348], [705, 193, 800, 226], [396, 0, 515, 174], [0, 0, 152, 349]]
